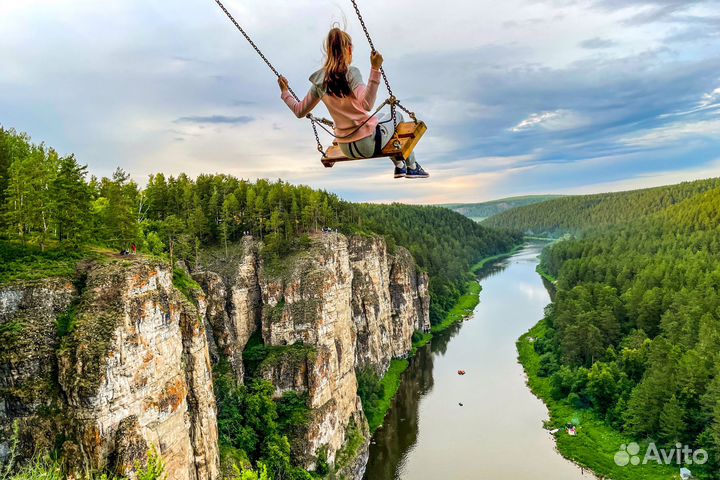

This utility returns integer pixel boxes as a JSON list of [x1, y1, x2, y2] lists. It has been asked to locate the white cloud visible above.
[[510, 109, 590, 132], [620, 118, 720, 147], [1, 0, 719, 203], [700, 87, 720, 108], [659, 85, 720, 118]]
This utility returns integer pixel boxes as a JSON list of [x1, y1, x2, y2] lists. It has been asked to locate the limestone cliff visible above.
[[0, 232, 429, 479], [0, 260, 220, 479], [193, 233, 430, 474], [349, 236, 430, 373]]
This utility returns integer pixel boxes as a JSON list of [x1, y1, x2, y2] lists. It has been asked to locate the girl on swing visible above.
[[278, 28, 429, 179]]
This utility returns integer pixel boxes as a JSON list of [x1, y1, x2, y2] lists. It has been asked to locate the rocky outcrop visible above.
[[0, 260, 220, 479], [193, 238, 261, 384], [260, 234, 358, 468], [349, 236, 430, 373], [0, 279, 77, 461], [1, 232, 429, 480], [194, 233, 430, 475]]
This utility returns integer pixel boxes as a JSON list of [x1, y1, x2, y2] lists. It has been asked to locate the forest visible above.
[[525, 183, 720, 477], [483, 178, 720, 237], [0, 126, 520, 326]]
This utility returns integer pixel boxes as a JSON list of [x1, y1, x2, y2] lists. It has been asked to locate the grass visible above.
[[172, 267, 203, 307], [431, 281, 481, 334], [0, 241, 89, 285], [363, 359, 410, 433], [411, 330, 433, 355], [470, 244, 524, 274], [535, 264, 558, 285], [518, 320, 686, 480]]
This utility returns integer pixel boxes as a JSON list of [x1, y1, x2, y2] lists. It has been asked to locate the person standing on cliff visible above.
[[278, 27, 429, 179]]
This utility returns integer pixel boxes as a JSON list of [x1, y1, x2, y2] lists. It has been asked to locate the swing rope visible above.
[[212, 0, 419, 155]]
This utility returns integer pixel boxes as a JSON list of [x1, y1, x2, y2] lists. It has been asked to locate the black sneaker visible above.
[[394, 165, 407, 179], [406, 163, 429, 179]]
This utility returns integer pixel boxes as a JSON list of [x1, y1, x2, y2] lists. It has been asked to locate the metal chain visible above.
[[350, 0, 402, 146], [212, 0, 327, 155]]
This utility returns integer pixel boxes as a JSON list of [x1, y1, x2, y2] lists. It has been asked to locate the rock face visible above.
[[349, 236, 430, 373], [0, 260, 220, 479], [195, 233, 430, 474], [260, 235, 358, 468], [193, 237, 261, 384], [0, 279, 77, 460], [0, 232, 429, 479]]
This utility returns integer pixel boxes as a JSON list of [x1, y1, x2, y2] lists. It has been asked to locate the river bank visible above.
[[517, 309, 686, 480]]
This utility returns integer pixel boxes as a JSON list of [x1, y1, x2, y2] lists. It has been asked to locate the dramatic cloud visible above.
[[1, 0, 719, 203]]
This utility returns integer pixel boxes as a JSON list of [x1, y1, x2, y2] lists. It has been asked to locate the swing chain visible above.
[[350, 0, 395, 100], [213, 0, 328, 155], [310, 121, 326, 155]]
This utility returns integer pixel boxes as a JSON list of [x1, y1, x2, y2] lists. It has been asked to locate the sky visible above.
[[1, 0, 719, 204]]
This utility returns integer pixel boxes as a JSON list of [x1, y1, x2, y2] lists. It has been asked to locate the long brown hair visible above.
[[323, 28, 353, 98]]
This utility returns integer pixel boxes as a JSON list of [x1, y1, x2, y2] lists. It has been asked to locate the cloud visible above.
[[700, 87, 720, 107], [1, 0, 719, 204], [580, 37, 617, 49], [620, 118, 720, 147], [174, 115, 254, 125], [510, 110, 590, 132], [659, 86, 720, 117]]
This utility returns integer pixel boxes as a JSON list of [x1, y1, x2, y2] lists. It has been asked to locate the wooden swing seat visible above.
[[321, 121, 427, 168]]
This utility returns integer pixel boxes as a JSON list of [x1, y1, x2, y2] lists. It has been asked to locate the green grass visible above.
[[470, 244, 524, 274], [172, 267, 203, 306], [518, 320, 686, 480], [411, 330, 433, 355], [535, 264, 558, 284], [363, 359, 410, 433], [0, 241, 88, 285], [431, 281, 481, 334]]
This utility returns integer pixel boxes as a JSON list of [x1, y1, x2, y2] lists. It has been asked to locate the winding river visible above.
[[364, 242, 588, 480]]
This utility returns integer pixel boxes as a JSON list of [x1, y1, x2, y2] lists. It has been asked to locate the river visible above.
[[363, 242, 588, 480]]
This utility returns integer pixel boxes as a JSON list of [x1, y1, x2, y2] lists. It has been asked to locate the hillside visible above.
[[443, 195, 562, 222], [482, 178, 720, 236], [523, 185, 720, 478]]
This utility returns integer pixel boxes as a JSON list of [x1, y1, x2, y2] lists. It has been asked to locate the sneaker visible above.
[[406, 163, 429, 179], [394, 165, 407, 179]]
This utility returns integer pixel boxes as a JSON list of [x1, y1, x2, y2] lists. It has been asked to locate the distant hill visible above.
[[481, 178, 720, 236], [443, 195, 562, 222]]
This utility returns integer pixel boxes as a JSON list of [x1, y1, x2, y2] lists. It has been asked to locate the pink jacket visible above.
[[281, 67, 381, 143]]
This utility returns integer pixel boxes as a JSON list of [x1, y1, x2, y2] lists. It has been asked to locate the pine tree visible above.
[[51, 155, 91, 245], [659, 394, 687, 444]]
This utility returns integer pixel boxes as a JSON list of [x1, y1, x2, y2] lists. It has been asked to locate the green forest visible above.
[[517, 181, 720, 478], [483, 178, 720, 236], [0, 126, 520, 326]]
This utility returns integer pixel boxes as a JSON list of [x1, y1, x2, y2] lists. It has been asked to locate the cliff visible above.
[[1, 260, 219, 479], [195, 233, 429, 473], [0, 232, 429, 478]]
